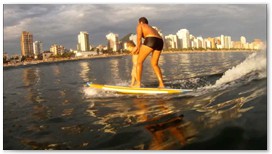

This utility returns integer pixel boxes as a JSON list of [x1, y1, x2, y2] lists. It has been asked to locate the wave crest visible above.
[[215, 51, 266, 86]]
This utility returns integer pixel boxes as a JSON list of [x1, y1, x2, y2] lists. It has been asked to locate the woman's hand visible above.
[[132, 47, 139, 54]]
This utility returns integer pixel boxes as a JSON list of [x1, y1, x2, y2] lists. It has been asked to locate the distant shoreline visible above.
[[3, 50, 257, 69]]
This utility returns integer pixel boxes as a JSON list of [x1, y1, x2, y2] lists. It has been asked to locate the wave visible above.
[[214, 50, 266, 86]]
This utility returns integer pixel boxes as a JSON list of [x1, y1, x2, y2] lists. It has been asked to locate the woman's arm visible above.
[[134, 24, 142, 54]]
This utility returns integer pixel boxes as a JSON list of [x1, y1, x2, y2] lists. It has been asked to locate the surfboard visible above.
[[86, 82, 193, 94]]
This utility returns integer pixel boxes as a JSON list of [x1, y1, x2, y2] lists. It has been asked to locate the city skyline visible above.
[[17, 29, 263, 59], [4, 4, 267, 54]]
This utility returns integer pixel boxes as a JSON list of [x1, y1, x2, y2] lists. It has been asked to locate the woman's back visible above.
[[141, 24, 162, 39]]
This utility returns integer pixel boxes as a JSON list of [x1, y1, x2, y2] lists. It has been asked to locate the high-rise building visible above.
[[21, 31, 34, 57], [204, 39, 211, 49], [224, 36, 231, 49], [33, 41, 43, 59], [220, 35, 225, 49], [176, 29, 190, 49], [240, 36, 247, 49], [165, 34, 178, 49], [78, 31, 90, 51], [50, 44, 65, 55], [207, 37, 216, 49], [196, 36, 204, 49], [106, 32, 119, 52], [215, 37, 222, 49], [233, 41, 242, 49]]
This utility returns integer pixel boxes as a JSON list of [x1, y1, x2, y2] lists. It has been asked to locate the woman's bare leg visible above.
[[151, 50, 164, 88], [134, 45, 153, 87]]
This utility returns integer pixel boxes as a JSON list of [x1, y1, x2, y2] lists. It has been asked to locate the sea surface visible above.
[[3, 51, 267, 150]]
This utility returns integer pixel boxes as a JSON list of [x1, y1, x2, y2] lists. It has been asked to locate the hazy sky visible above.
[[3, 4, 267, 54]]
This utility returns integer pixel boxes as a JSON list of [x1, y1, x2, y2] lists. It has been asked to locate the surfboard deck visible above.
[[86, 82, 193, 94]]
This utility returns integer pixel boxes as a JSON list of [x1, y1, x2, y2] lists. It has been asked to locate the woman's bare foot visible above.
[[158, 83, 165, 88], [132, 83, 141, 88]]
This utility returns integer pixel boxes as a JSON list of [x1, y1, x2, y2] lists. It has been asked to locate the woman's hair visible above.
[[126, 40, 135, 47], [139, 17, 148, 24]]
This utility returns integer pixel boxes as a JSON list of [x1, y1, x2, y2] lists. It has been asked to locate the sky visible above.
[[3, 3, 267, 55]]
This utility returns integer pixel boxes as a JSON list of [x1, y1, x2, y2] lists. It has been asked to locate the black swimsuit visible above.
[[143, 37, 164, 50]]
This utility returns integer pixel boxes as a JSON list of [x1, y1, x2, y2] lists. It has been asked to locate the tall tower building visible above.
[[224, 36, 231, 49], [240, 36, 247, 49], [207, 37, 216, 49], [78, 31, 90, 51], [176, 29, 190, 49], [220, 35, 225, 49], [106, 32, 119, 52], [33, 41, 43, 59], [21, 31, 34, 57], [197, 36, 204, 49], [165, 34, 178, 49]]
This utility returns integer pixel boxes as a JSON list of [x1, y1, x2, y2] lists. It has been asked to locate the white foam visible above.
[[83, 86, 100, 96], [83, 81, 130, 98], [215, 51, 266, 86]]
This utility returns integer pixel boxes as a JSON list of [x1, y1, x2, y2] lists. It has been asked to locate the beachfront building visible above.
[[224, 36, 232, 49], [215, 37, 222, 49], [21, 31, 34, 57], [233, 41, 242, 49], [165, 34, 178, 49], [77, 31, 90, 51], [204, 39, 212, 49], [106, 32, 119, 52], [33, 41, 43, 59], [240, 36, 247, 49], [207, 37, 216, 49], [196, 36, 204, 49], [176, 29, 190, 49], [220, 35, 225, 49], [50, 44, 65, 56], [42, 51, 53, 60], [190, 35, 196, 49]]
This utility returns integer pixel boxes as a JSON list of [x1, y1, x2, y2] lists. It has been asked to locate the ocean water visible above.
[[3, 51, 267, 150]]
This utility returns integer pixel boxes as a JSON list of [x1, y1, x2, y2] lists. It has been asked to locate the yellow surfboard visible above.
[[86, 82, 193, 94]]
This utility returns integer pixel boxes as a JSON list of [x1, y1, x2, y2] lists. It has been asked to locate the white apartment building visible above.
[[220, 35, 225, 49], [204, 39, 211, 49], [197, 36, 204, 49], [33, 41, 43, 59], [240, 36, 247, 49], [50, 44, 65, 55], [165, 34, 178, 49], [224, 36, 232, 49], [176, 29, 190, 49], [215, 37, 222, 49], [78, 31, 90, 51], [106, 32, 119, 52]]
